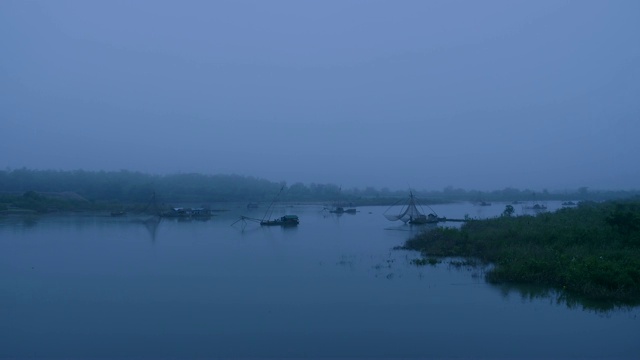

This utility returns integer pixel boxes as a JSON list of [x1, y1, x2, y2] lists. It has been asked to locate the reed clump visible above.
[[402, 200, 640, 302]]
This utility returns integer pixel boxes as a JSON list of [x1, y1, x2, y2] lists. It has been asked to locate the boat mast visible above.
[[262, 185, 285, 221]]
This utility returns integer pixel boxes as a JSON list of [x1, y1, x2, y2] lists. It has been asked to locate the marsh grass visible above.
[[410, 257, 440, 266], [401, 200, 640, 303]]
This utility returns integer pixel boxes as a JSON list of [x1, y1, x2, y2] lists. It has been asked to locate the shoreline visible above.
[[400, 200, 640, 304]]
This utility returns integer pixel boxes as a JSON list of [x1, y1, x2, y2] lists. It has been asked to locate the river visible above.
[[1, 201, 638, 358]]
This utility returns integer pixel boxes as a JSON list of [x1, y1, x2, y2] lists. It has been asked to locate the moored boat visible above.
[[161, 207, 212, 219], [525, 204, 548, 211], [329, 206, 357, 214], [407, 213, 439, 225], [233, 186, 300, 228], [260, 215, 299, 226]]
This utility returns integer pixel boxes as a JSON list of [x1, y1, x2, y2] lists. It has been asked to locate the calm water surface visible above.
[[1, 202, 638, 358]]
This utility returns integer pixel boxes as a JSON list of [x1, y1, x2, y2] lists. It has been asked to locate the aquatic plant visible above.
[[401, 200, 640, 303], [502, 204, 515, 217], [410, 257, 440, 266]]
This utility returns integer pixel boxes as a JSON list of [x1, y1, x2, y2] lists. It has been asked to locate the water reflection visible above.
[[384, 223, 438, 233], [405, 254, 640, 313], [0, 214, 41, 230], [1, 208, 627, 314], [137, 216, 161, 243], [492, 282, 640, 313], [1, 203, 638, 358], [0, 213, 167, 244]]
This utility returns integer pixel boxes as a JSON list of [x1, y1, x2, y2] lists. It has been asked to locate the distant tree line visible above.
[[0, 169, 638, 206]]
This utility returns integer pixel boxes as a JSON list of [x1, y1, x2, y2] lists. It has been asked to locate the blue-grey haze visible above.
[[1, 0, 639, 190]]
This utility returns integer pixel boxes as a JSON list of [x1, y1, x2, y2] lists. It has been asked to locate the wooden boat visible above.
[[326, 187, 357, 215], [329, 206, 357, 214], [259, 187, 299, 226], [525, 203, 548, 211], [260, 215, 299, 226], [232, 186, 299, 228], [161, 207, 212, 219], [407, 213, 440, 225]]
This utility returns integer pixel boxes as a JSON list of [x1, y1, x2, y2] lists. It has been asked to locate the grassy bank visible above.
[[401, 200, 640, 303]]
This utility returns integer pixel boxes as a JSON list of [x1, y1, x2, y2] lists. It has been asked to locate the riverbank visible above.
[[1, 190, 458, 215], [401, 200, 640, 303]]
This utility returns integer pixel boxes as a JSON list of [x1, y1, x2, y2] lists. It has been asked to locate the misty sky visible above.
[[1, 0, 639, 191]]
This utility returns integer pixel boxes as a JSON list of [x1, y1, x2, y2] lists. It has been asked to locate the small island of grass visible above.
[[401, 200, 640, 304]]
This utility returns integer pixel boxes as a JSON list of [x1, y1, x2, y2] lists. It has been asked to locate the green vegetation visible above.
[[410, 257, 440, 266], [401, 200, 640, 304]]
